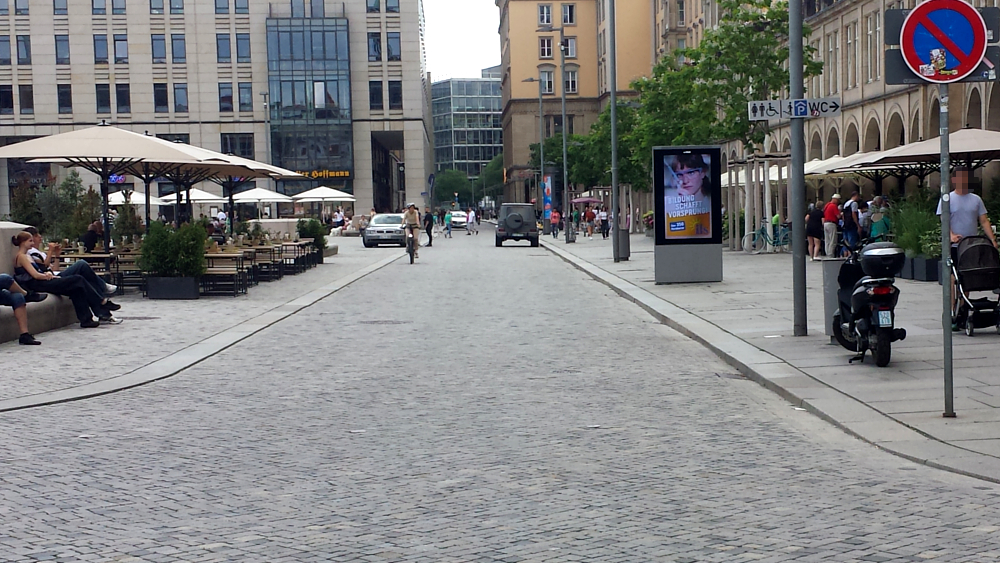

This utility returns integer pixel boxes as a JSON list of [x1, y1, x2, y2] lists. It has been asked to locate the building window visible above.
[[13, 0, 25, 14], [367, 0, 379, 12], [0, 0, 6, 15], [865, 12, 880, 82], [219, 82, 233, 112], [152, 34, 166, 63], [538, 4, 551, 25], [16, 36, 30, 65], [826, 31, 839, 95], [115, 83, 130, 113], [540, 70, 554, 94], [217, 34, 231, 63], [368, 32, 381, 61], [388, 80, 402, 109], [677, 0, 685, 25], [236, 33, 251, 62], [564, 37, 577, 58], [386, 0, 398, 12], [369, 81, 383, 110], [92, 0, 105, 14], [150, 0, 163, 13], [112, 0, 125, 14], [562, 4, 575, 24], [215, 0, 227, 13], [290, 0, 304, 17], [55, 35, 70, 64], [53, 0, 68, 15], [170, 0, 182, 14], [539, 37, 553, 58], [113, 34, 128, 64], [311, 0, 324, 17], [235, 0, 247, 13], [172, 34, 186, 63], [387, 32, 401, 61], [0, 37, 10, 65], [174, 83, 188, 112], [220, 133, 254, 159], [96, 84, 111, 113], [153, 83, 169, 112], [846, 21, 858, 88], [0, 86, 12, 115], [94, 35, 108, 64], [238, 82, 252, 111], [57, 84, 72, 113], [565, 70, 578, 93], [18, 84, 32, 114]]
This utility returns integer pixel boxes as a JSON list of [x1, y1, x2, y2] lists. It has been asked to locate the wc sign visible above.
[[748, 98, 842, 121]]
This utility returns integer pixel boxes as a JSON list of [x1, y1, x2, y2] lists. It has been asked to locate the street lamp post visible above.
[[523, 76, 547, 234], [538, 24, 573, 243], [260, 91, 273, 196], [608, 0, 627, 261]]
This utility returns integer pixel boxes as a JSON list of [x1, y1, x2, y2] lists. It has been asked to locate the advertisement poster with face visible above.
[[653, 146, 722, 246]]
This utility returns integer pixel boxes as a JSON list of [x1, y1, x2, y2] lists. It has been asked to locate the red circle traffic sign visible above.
[[900, 0, 987, 83]]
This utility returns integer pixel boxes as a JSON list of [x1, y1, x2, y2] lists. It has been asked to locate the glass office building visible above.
[[266, 17, 353, 195], [431, 72, 502, 178]]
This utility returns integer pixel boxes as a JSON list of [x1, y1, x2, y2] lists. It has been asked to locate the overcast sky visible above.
[[424, 0, 501, 80]]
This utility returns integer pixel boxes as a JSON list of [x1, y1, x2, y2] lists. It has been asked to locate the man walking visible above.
[[423, 206, 435, 247], [466, 208, 478, 235], [842, 191, 861, 253], [444, 210, 453, 238], [550, 209, 561, 239], [823, 194, 841, 258]]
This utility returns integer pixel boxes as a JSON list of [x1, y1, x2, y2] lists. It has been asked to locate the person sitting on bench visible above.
[[24, 226, 119, 298], [0, 273, 45, 345]]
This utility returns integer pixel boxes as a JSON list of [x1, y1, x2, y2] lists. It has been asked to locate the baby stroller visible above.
[[952, 235, 1000, 336]]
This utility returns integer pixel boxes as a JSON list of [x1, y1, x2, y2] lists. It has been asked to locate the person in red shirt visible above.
[[550, 209, 561, 238], [823, 194, 842, 258]]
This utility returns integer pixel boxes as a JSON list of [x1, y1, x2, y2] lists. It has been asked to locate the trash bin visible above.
[[823, 257, 845, 341]]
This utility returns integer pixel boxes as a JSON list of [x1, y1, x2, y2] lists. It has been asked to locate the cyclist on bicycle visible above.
[[402, 203, 421, 258]]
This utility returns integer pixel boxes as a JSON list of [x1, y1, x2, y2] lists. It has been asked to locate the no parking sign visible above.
[[900, 0, 988, 83]]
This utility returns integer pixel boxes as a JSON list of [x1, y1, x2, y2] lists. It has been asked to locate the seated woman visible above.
[[11, 232, 120, 328], [23, 226, 119, 299], [0, 273, 44, 345]]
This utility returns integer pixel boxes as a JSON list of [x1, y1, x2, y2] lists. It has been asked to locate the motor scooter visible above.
[[831, 241, 908, 367]]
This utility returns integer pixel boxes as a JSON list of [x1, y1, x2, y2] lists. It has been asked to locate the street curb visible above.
[[540, 238, 1000, 484], [0, 253, 403, 414]]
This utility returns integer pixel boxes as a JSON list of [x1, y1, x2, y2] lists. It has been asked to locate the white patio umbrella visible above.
[[108, 190, 165, 206], [0, 122, 230, 248], [233, 187, 293, 203], [292, 186, 356, 202]]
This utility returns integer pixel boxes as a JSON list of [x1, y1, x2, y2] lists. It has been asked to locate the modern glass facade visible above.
[[431, 77, 502, 178], [266, 17, 353, 195]]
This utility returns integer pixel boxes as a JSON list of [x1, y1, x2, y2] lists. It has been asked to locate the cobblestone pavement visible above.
[[3, 227, 1000, 561], [0, 242, 400, 402]]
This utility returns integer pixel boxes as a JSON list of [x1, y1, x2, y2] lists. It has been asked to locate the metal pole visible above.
[[940, 83, 956, 418], [789, 0, 808, 336], [539, 76, 545, 230], [560, 27, 571, 243], [609, 0, 621, 261]]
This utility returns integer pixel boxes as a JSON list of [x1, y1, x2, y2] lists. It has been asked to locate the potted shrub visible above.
[[913, 224, 941, 282], [890, 202, 937, 280], [642, 211, 654, 237], [139, 222, 206, 299]]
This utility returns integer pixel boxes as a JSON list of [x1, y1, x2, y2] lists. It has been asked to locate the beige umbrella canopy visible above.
[[233, 187, 293, 203], [292, 186, 357, 202], [108, 190, 166, 206]]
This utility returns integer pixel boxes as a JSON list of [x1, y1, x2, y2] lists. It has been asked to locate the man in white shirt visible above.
[[466, 208, 478, 235], [217, 210, 227, 224]]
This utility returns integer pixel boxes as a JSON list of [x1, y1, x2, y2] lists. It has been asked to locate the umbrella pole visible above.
[[101, 161, 111, 251], [144, 177, 153, 232]]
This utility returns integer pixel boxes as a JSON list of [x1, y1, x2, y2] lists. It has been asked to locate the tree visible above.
[[67, 187, 101, 242], [9, 181, 42, 228], [481, 153, 505, 201], [682, 0, 822, 150], [433, 169, 474, 206], [36, 171, 84, 240]]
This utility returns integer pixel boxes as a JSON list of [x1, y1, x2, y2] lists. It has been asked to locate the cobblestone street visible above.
[[3, 228, 1000, 561]]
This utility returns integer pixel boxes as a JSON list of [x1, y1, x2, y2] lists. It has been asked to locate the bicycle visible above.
[[742, 224, 792, 254], [405, 227, 417, 264]]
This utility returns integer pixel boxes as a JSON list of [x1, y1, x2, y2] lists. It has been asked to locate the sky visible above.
[[423, 0, 501, 80]]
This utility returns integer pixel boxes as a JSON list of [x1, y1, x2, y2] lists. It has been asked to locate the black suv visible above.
[[496, 203, 539, 247]]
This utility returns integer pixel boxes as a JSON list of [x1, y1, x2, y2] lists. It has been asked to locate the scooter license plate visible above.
[[878, 310, 893, 327]]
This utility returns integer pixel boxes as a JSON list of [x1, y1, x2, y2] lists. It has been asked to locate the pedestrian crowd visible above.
[[806, 191, 891, 260]]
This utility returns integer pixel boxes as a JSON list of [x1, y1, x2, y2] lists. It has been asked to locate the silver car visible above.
[[363, 213, 406, 247]]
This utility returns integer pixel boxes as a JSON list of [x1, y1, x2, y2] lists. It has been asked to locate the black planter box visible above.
[[899, 256, 914, 280], [146, 276, 200, 299], [911, 256, 940, 282]]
